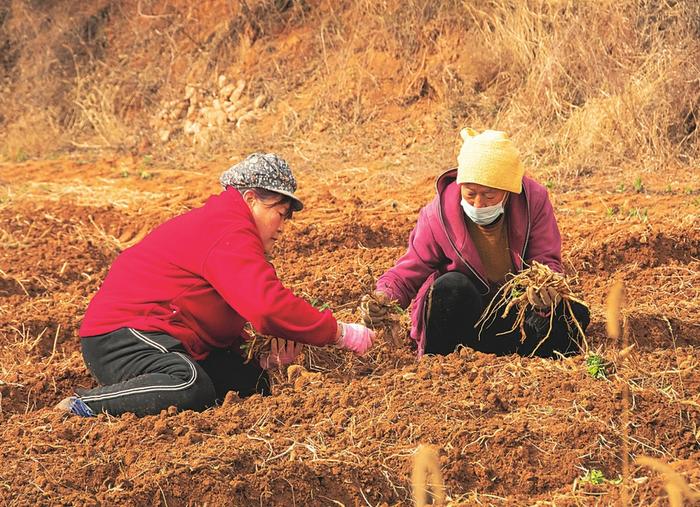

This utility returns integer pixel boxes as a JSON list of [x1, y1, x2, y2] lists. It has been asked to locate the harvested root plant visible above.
[[359, 293, 408, 348], [240, 333, 272, 364], [476, 261, 589, 355]]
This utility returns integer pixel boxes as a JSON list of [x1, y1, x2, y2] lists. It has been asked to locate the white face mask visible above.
[[461, 198, 505, 226]]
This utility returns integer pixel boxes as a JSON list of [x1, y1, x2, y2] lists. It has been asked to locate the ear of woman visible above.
[[241, 188, 258, 208]]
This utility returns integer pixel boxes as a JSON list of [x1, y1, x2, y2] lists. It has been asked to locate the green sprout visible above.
[[544, 179, 554, 190], [310, 298, 330, 311], [627, 207, 648, 222], [582, 469, 605, 485], [586, 354, 607, 379], [633, 176, 644, 193], [139, 170, 153, 180], [580, 469, 622, 485]]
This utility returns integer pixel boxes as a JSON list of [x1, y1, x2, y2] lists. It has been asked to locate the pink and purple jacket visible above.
[[376, 169, 562, 356]]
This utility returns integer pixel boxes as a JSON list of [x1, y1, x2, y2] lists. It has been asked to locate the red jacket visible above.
[[80, 188, 338, 360]]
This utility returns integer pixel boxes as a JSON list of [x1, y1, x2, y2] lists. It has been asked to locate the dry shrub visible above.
[[513, 3, 689, 165], [70, 77, 131, 148], [0, 112, 62, 161], [0, 2, 116, 151], [0, 0, 697, 174], [0, 0, 262, 153], [275, 0, 699, 175], [432, 1, 700, 179], [554, 43, 700, 178]]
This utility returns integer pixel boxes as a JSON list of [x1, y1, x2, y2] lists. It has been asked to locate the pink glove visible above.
[[259, 338, 304, 370], [336, 323, 374, 355]]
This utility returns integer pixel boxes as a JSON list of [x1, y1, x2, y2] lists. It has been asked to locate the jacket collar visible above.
[[435, 168, 531, 285], [223, 187, 255, 220]]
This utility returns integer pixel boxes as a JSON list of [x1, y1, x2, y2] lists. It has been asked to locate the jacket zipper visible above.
[[520, 185, 531, 267], [510, 184, 531, 269], [435, 175, 489, 291]]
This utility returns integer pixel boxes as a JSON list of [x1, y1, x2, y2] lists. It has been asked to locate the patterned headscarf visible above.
[[220, 153, 303, 211]]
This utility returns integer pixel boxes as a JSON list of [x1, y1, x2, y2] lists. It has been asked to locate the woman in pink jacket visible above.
[[58, 153, 374, 417], [366, 129, 589, 357]]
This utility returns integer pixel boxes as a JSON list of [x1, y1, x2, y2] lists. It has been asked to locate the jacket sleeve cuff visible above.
[[376, 280, 409, 309]]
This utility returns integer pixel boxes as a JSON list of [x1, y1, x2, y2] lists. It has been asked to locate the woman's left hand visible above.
[[259, 338, 304, 369]]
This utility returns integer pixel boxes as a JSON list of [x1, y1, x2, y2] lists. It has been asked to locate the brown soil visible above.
[[1, 155, 699, 506]]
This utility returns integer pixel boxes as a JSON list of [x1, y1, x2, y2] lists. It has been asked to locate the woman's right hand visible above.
[[336, 322, 374, 355]]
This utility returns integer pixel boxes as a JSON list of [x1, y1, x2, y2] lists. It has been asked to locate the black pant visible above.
[[424, 272, 590, 357], [78, 328, 270, 417]]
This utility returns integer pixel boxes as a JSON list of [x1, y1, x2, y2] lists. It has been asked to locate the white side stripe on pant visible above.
[[81, 328, 198, 403]]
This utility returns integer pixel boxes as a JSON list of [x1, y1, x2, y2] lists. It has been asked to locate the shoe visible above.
[[55, 396, 96, 417]]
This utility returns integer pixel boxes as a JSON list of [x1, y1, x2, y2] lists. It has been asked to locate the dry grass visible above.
[[0, 0, 697, 175], [636, 456, 700, 507]]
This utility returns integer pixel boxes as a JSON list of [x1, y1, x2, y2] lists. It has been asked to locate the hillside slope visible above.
[[0, 0, 697, 176]]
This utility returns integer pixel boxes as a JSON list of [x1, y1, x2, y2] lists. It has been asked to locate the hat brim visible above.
[[262, 187, 304, 212]]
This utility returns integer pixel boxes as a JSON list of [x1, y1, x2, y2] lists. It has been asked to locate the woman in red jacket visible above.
[[58, 153, 374, 417]]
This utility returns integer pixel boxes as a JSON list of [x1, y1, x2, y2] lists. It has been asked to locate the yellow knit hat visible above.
[[456, 128, 524, 194]]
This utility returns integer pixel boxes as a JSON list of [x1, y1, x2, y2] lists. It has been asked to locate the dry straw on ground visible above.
[[412, 445, 446, 507], [636, 457, 700, 507]]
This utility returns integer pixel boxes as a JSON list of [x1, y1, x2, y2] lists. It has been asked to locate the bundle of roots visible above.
[[359, 294, 408, 348], [241, 333, 272, 364], [476, 261, 589, 355]]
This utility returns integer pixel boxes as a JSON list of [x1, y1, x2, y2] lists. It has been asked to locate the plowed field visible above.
[[1, 155, 699, 505]]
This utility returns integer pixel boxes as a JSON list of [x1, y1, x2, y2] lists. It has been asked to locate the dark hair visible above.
[[237, 187, 294, 219]]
